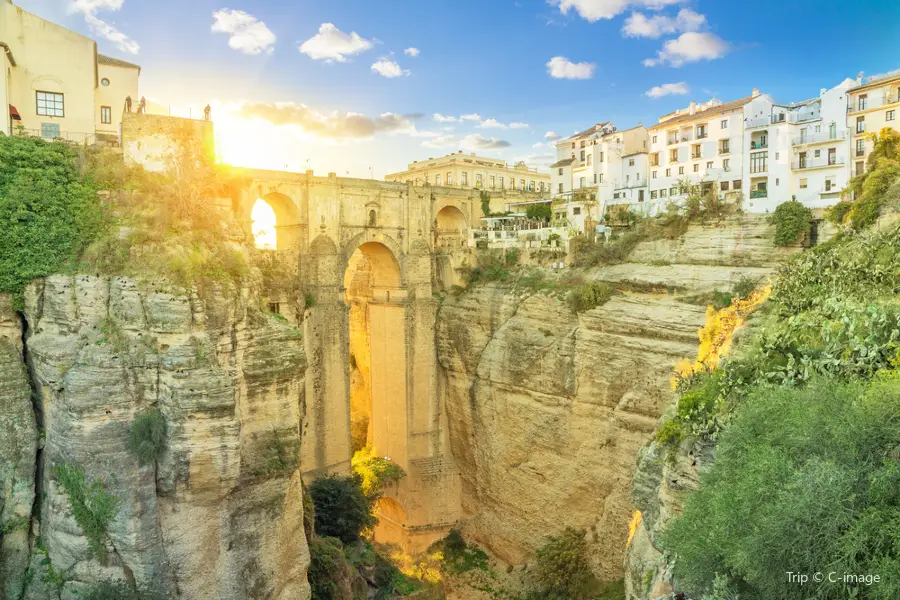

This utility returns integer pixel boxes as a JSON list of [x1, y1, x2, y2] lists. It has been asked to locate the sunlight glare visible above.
[[251, 199, 277, 249]]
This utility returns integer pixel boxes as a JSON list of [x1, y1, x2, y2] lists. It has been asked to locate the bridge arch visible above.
[[245, 191, 302, 250]]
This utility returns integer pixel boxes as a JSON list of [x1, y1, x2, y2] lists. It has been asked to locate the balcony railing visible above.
[[750, 190, 768, 199], [691, 153, 701, 160], [667, 138, 678, 145], [13, 127, 119, 147], [792, 156, 845, 170], [750, 141, 768, 150], [792, 130, 846, 146], [848, 93, 900, 113], [696, 132, 708, 139], [718, 147, 730, 155], [746, 116, 770, 129]]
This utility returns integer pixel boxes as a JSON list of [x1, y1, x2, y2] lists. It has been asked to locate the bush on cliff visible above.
[[662, 376, 900, 600], [309, 474, 376, 544], [842, 128, 900, 230], [567, 280, 612, 313], [527, 527, 595, 600], [128, 409, 167, 465], [80, 581, 167, 600], [771, 200, 812, 246], [0, 135, 104, 302]]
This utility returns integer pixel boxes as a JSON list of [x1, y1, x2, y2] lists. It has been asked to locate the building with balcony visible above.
[[385, 151, 550, 211], [1, 1, 140, 142], [550, 121, 649, 227], [743, 78, 855, 212], [646, 92, 755, 214], [847, 71, 900, 177]]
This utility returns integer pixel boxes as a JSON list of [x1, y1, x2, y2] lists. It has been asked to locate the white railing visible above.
[[746, 116, 770, 129], [792, 130, 846, 146], [848, 93, 900, 113], [792, 157, 846, 170]]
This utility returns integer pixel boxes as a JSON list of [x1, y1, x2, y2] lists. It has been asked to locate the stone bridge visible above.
[[233, 168, 486, 552]]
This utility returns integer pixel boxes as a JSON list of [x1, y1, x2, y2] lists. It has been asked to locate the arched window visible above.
[[368, 209, 377, 227]]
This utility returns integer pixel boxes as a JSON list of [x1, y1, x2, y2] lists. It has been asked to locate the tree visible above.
[[771, 200, 813, 246], [529, 527, 594, 600], [843, 128, 900, 229], [480, 190, 492, 217], [526, 202, 551, 221], [308, 474, 375, 544]]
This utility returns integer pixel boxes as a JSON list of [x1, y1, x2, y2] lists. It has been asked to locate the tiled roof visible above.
[[568, 121, 612, 141], [98, 54, 141, 70], [549, 158, 576, 168], [852, 71, 900, 93], [648, 95, 754, 130]]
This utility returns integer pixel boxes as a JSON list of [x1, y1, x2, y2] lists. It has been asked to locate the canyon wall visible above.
[[437, 216, 797, 580], [0, 274, 310, 600]]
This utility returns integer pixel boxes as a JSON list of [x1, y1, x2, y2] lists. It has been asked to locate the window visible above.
[[40, 122, 61, 139], [697, 124, 707, 138], [706, 161, 713, 169], [799, 151, 808, 169], [679, 166, 685, 175], [638, 190, 645, 202], [36, 91, 64, 117], [579, 177, 586, 188], [775, 152, 780, 160], [693, 164, 699, 173], [598, 174, 604, 183], [775, 178, 779, 186], [858, 94, 867, 110], [498, 176, 503, 188], [828, 148, 836, 166], [660, 188, 668, 197], [665, 168, 671, 177], [721, 181, 730, 191], [750, 151, 768, 174], [721, 119, 728, 129], [856, 161, 864, 176], [461, 172, 468, 186], [558, 183, 564, 193], [490, 175, 495, 189], [669, 149, 678, 163], [800, 178, 808, 189], [446, 172, 452, 185], [652, 135, 658, 144], [625, 174, 630, 182], [573, 207, 581, 215], [670, 186, 678, 196], [101, 78, 110, 87], [825, 178, 835, 192], [529, 180, 535, 191], [629, 158, 635, 167], [888, 110, 896, 121], [599, 152, 604, 162], [723, 159, 730, 170], [368, 210, 377, 227], [593, 174, 598, 184], [580, 141, 585, 148], [435, 174, 441, 186], [558, 167, 564, 175], [733, 180, 742, 190], [100, 106, 112, 124], [425, 175, 430, 184], [814, 149, 821, 158], [856, 116, 865, 134], [520, 179, 525, 191], [580, 150, 586, 161], [652, 170, 658, 179], [650, 190, 658, 199], [587, 154, 592, 166], [719, 139, 730, 154], [475, 173, 482, 187]]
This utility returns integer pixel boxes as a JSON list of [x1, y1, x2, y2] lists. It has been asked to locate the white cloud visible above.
[[623, 8, 705, 39], [643, 32, 729, 67], [510, 122, 529, 129], [211, 9, 276, 55], [460, 113, 482, 121], [547, 56, 596, 79], [423, 133, 511, 150], [299, 23, 373, 62], [551, 0, 682, 23], [515, 152, 555, 167], [404, 47, 420, 57], [532, 142, 546, 149], [69, 0, 139, 54], [433, 113, 459, 123], [371, 60, 410, 78], [236, 101, 427, 139], [645, 81, 689, 97], [478, 119, 507, 129], [545, 131, 562, 140]]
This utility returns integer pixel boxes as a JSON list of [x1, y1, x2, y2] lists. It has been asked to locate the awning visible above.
[[9, 105, 21, 120]]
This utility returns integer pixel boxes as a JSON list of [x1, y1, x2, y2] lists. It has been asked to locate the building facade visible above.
[[385, 151, 550, 196], [847, 72, 900, 177], [1, 1, 139, 141]]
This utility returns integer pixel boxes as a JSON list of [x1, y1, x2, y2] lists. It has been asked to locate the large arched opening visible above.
[[343, 242, 406, 465], [250, 192, 302, 250], [434, 205, 470, 289]]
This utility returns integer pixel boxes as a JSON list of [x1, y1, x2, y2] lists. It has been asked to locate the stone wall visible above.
[[122, 113, 215, 173]]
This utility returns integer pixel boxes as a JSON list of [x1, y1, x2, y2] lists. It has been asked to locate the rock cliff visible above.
[[437, 216, 796, 581], [0, 274, 311, 600]]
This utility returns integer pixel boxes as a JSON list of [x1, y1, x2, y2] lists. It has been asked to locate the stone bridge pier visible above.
[[234, 170, 477, 553]]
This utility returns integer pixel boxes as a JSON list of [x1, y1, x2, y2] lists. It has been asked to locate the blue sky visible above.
[[20, 0, 900, 177]]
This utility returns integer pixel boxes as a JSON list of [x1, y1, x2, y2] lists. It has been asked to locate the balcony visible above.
[[848, 93, 900, 114], [691, 153, 701, 160], [746, 116, 770, 129], [792, 130, 846, 146], [750, 141, 768, 150], [718, 147, 730, 155], [13, 126, 119, 147], [667, 138, 678, 146], [750, 190, 768, 199], [792, 156, 845, 170], [696, 132, 708, 139]]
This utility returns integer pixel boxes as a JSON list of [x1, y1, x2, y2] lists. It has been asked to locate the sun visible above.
[[251, 199, 277, 249]]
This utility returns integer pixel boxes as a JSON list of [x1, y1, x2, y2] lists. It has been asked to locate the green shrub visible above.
[[127, 409, 166, 465], [824, 200, 853, 226], [462, 250, 513, 285], [308, 474, 375, 544], [567, 281, 612, 313], [440, 529, 489, 574], [655, 419, 684, 448], [54, 464, 119, 562], [526, 203, 551, 221], [80, 581, 166, 600], [352, 446, 406, 500], [307, 537, 348, 600], [0, 136, 105, 301], [662, 376, 900, 600], [529, 527, 594, 600], [731, 275, 761, 300], [771, 200, 812, 246], [570, 232, 646, 267]]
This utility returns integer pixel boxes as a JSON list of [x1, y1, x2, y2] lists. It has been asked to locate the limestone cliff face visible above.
[[437, 216, 795, 581], [0, 274, 310, 600]]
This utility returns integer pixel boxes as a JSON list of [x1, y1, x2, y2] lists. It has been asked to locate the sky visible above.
[[19, 0, 900, 178]]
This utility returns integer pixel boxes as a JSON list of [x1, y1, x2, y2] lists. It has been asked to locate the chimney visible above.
[[821, 88, 827, 96], [752, 88, 760, 97], [857, 71, 864, 84], [689, 101, 697, 115]]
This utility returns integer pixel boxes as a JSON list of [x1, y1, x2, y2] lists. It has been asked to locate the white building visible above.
[[742, 79, 855, 212], [847, 71, 900, 177], [646, 94, 753, 215]]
